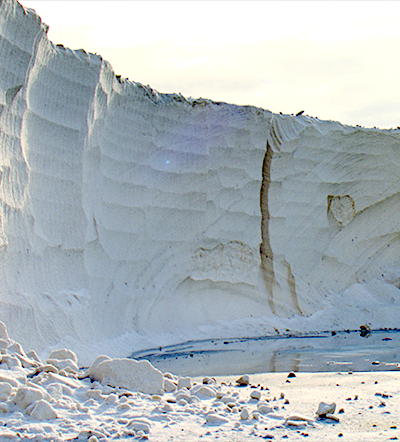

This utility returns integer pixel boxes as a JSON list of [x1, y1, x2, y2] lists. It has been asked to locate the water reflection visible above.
[[130, 330, 400, 377]]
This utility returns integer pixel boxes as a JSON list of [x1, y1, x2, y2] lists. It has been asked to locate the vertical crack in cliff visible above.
[[260, 141, 275, 312], [260, 139, 302, 316], [286, 260, 301, 315]]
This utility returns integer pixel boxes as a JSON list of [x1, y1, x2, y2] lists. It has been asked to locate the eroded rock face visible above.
[[1, 0, 400, 359], [260, 114, 400, 316], [0, 0, 271, 355]]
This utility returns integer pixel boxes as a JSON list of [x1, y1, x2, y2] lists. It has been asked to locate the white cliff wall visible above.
[[1, 0, 400, 360], [0, 0, 272, 356]]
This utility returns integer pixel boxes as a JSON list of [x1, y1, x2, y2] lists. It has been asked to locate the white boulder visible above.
[[0, 382, 13, 401], [250, 390, 261, 400], [316, 401, 336, 417], [14, 387, 44, 409], [29, 399, 57, 420], [48, 348, 78, 365], [178, 376, 192, 390], [89, 358, 164, 395], [205, 413, 229, 425], [164, 378, 177, 393], [190, 385, 216, 399], [240, 407, 249, 420]]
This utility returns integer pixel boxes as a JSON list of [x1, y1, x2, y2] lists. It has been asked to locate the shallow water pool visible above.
[[130, 330, 400, 377]]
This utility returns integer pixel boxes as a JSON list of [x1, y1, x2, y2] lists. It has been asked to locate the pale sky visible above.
[[21, 1, 400, 129]]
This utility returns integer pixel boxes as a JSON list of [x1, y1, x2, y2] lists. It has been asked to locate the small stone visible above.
[[236, 375, 250, 386], [175, 393, 192, 404], [250, 390, 261, 400], [285, 415, 314, 424], [359, 324, 371, 331], [202, 377, 216, 385], [14, 386, 44, 409], [160, 403, 173, 413], [105, 393, 118, 405], [178, 377, 192, 390], [285, 420, 307, 428], [205, 414, 229, 425], [257, 404, 273, 414], [287, 372, 296, 378], [240, 408, 249, 420], [191, 385, 216, 399], [326, 413, 340, 422], [129, 419, 151, 433], [164, 379, 177, 393], [0, 383, 12, 401], [221, 395, 235, 404], [86, 389, 103, 401], [316, 402, 336, 417], [29, 399, 57, 420]]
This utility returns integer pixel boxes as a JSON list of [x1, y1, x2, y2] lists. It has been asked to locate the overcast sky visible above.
[[21, 1, 400, 129]]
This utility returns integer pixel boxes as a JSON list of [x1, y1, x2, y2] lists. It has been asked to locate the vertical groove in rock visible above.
[[260, 138, 302, 317], [260, 140, 275, 312], [286, 260, 302, 315]]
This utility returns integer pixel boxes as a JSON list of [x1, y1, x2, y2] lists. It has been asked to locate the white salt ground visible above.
[[0, 321, 398, 442]]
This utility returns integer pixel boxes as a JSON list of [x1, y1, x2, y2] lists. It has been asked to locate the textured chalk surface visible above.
[[1, 0, 400, 364]]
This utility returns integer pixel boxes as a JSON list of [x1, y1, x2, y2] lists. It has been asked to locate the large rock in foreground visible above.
[[88, 357, 164, 395]]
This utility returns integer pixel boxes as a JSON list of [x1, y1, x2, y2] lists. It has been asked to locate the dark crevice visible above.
[[260, 140, 275, 312], [260, 139, 302, 316]]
